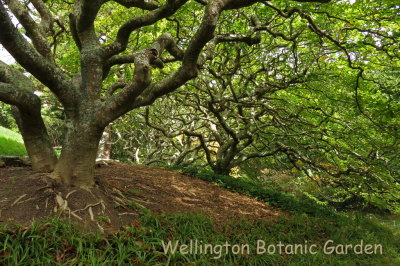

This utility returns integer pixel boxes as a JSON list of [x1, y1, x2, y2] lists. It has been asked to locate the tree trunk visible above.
[[213, 167, 231, 176], [213, 161, 231, 176], [12, 107, 57, 172], [213, 143, 238, 175], [53, 122, 103, 188]]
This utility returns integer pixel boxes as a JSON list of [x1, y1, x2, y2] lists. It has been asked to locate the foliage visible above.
[[0, 103, 15, 130], [105, 0, 400, 211], [0, 0, 399, 213], [175, 165, 335, 217], [0, 210, 398, 265]]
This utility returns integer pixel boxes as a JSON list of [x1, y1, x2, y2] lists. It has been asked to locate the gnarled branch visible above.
[[0, 2, 72, 106], [3, 0, 52, 60], [102, 0, 188, 58], [113, 0, 160, 10]]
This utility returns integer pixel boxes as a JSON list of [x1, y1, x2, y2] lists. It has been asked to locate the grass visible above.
[[0, 210, 398, 265], [0, 127, 23, 143], [0, 126, 26, 156]]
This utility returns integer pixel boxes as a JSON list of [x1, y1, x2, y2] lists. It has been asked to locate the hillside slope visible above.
[[0, 163, 284, 228]]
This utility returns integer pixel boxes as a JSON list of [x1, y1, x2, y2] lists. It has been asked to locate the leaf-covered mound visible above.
[[0, 163, 284, 231]]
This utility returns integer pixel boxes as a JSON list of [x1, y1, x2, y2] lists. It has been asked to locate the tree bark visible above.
[[212, 166, 231, 175], [12, 107, 57, 172], [0, 60, 58, 172], [52, 122, 103, 188]]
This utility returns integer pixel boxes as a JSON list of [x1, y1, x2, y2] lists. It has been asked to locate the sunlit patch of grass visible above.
[[0, 126, 26, 156], [0, 137, 26, 156], [0, 127, 23, 143]]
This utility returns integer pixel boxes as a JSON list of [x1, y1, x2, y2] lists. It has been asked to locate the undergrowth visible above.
[[173, 166, 336, 217], [0, 211, 398, 265]]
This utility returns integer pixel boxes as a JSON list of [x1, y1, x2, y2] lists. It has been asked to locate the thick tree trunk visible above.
[[12, 107, 57, 172], [53, 122, 103, 188]]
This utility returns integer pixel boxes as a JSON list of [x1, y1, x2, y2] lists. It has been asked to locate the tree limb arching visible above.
[[113, 0, 160, 10], [3, 0, 52, 60], [102, 0, 188, 58], [0, 2, 72, 106], [0, 0, 342, 187], [0, 60, 57, 171]]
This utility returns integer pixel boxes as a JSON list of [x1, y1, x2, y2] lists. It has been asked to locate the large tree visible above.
[[0, 0, 398, 189]]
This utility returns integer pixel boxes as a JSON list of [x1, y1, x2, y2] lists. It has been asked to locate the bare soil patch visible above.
[[0, 163, 285, 231]]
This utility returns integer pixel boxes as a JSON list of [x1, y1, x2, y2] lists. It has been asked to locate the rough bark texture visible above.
[[53, 122, 103, 188], [0, 60, 57, 172], [12, 108, 57, 172]]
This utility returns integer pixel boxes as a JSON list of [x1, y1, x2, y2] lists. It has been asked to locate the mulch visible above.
[[0, 163, 285, 231]]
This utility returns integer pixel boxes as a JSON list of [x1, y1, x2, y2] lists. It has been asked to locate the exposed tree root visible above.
[[0, 164, 286, 230], [11, 194, 27, 206], [0, 172, 142, 231]]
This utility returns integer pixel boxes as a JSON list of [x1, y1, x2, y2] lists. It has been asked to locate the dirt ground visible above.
[[0, 163, 285, 231]]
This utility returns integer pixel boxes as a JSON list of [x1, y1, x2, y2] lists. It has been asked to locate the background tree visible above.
[[109, 0, 400, 210]]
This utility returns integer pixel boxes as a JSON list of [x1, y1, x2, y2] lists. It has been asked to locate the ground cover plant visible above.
[[0, 203, 399, 265]]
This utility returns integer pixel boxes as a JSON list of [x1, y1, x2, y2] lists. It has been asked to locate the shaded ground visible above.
[[0, 163, 285, 231]]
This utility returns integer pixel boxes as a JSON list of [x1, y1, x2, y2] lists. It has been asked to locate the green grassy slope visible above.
[[0, 126, 27, 156]]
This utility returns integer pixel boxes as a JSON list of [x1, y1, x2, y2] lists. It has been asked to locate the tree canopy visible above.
[[0, 0, 399, 210]]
